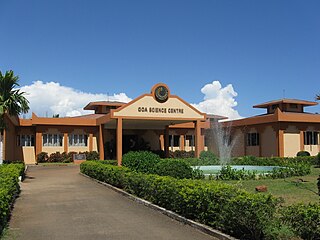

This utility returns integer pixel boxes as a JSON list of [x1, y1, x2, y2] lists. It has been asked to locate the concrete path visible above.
[[5, 165, 218, 240]]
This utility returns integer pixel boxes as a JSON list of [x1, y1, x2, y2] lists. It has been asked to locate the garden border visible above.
[[80, 172, 237, 240]]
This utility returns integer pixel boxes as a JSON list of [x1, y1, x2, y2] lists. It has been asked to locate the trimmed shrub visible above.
[[170, 150, 195, 158], [122, 151, 160, 173], [36, 152, 48, 163], [154, 159, 193, 179], [80, 161, 280, 239], [48, 152, 65, 163], [281, 203, 320, 240], [199, 150, 219, 165], [297, 151, 311, 157], [82, 151, 100, 160], [0, 164, 24, 235]]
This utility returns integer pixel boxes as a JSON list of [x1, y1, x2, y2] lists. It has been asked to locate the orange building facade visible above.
[[223, 99, 320, 158], [2, 83, 319, 165], [2, 83, 221, 165]]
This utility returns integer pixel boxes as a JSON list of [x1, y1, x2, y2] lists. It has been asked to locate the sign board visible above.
[[73, 153, 86, 161]]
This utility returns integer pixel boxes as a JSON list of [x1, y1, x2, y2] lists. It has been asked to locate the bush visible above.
[[36, 152, 48, 163], [216, 165, 258, 180], [48, 152, 65, 163], [199, 150, 219, 165], [281, 203, 320, 240], [170, 150, 195, 158], [80, 161, 280, 239], [296, 151, 310, 157], [0, 164, 24, 235], [82, 151, 100, 160], [122, 151, 160, 173], [154, 159, 193, 179], [316, 152, 320, 167]]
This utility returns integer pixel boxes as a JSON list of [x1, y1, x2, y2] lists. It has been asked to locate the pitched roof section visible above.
[[84, 101, 126, 110], [112, 94, 206, 121], [253, 99, 318, 108]]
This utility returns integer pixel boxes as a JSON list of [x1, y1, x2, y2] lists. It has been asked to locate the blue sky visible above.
[[1, 0, 319, 118]]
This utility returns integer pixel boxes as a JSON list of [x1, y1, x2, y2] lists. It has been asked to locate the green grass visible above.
[[221, 167, 320, 205]]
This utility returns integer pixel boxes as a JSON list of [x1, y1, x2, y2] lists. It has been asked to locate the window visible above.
[[169, 135, 180, 147], [43, 134, 63, 146], [185, 135, 195, 147], [247, 133, 259, 146], [17, 134, 34, 146], [69, 134, 88, 146], [304, 131, 319, 145]]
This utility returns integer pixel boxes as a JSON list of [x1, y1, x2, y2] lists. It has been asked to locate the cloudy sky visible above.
[[20, 80, 242, 120]]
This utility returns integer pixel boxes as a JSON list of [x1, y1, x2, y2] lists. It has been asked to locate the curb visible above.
[[80, 172, 237, 240]]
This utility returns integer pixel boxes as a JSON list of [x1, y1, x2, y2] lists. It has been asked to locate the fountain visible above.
[[208, 120, 238, 165]]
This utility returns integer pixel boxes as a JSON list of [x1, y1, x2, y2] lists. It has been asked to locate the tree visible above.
[[0, 70, 29, 162]]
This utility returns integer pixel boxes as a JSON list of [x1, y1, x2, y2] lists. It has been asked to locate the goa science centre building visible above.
[[1, 83, 320, 165]]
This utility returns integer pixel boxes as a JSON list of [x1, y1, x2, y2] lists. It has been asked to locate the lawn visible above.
[[222, 166, 320, 205]]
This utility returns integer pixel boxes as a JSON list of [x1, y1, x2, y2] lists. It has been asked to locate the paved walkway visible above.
[[5, 165, 218, 240]]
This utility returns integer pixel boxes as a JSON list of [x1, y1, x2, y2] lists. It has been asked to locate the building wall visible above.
[[22, 147, 36, 164], [261, 126, 277, 157], [4, 117, 17, 161], [231, 128, 245, 157], [284, 133, 300, 157], [15, 126, 36, 163]]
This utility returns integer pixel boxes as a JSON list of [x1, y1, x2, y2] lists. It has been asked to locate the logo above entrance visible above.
[[154, 85, 169, 103]]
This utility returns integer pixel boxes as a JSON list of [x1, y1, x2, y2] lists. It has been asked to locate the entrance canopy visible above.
[[100, 83, 207, 165]]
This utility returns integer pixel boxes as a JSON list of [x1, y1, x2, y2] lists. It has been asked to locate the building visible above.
[[2, 83, 319, 165], [2, 83, 223, 165], [223, 99, 320, 157]]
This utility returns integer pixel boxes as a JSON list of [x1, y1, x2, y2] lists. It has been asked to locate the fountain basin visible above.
[[192, 165, 282, 175]]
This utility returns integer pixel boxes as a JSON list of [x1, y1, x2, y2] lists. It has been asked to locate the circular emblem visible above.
[[154, 85, 169, 103]]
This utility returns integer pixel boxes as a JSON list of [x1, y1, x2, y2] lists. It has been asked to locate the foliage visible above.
[[36, 152, 48, 163], [81, 151, 99, 160], [316, 152, 320, 167], [122, 151, 160, 173], [297, 151, 311, 157], [169, 150, 195, 158], [216, 165, 258, 180], [215, 161, 311, 181], [231, 155, 317, 166], [0, 70, 29, 131], [191, 167, 205, 180], [263, 219, 296, 240], [80, 161, 280, 239], [101, 160, 117, 165], [0, 164, 24, 235], [281, 203, 320, 240], [154, 159, 193, 179], [47, 152, 65, 163], [269, 161, 311, 179], [199, 150, 219, 165]]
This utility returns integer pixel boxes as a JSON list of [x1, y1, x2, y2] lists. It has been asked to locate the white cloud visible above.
[[192, 81, 242, 120], [20, 81, 132, 117]]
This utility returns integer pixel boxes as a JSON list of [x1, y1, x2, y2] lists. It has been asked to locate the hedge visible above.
[[0, 163, 24, 235], [80, 161, 280, 239], [281, 203, 320, 240], [231, 155, 318, 166]]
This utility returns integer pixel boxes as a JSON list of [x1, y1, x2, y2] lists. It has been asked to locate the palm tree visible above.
[[0, 70, 30, 163]]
